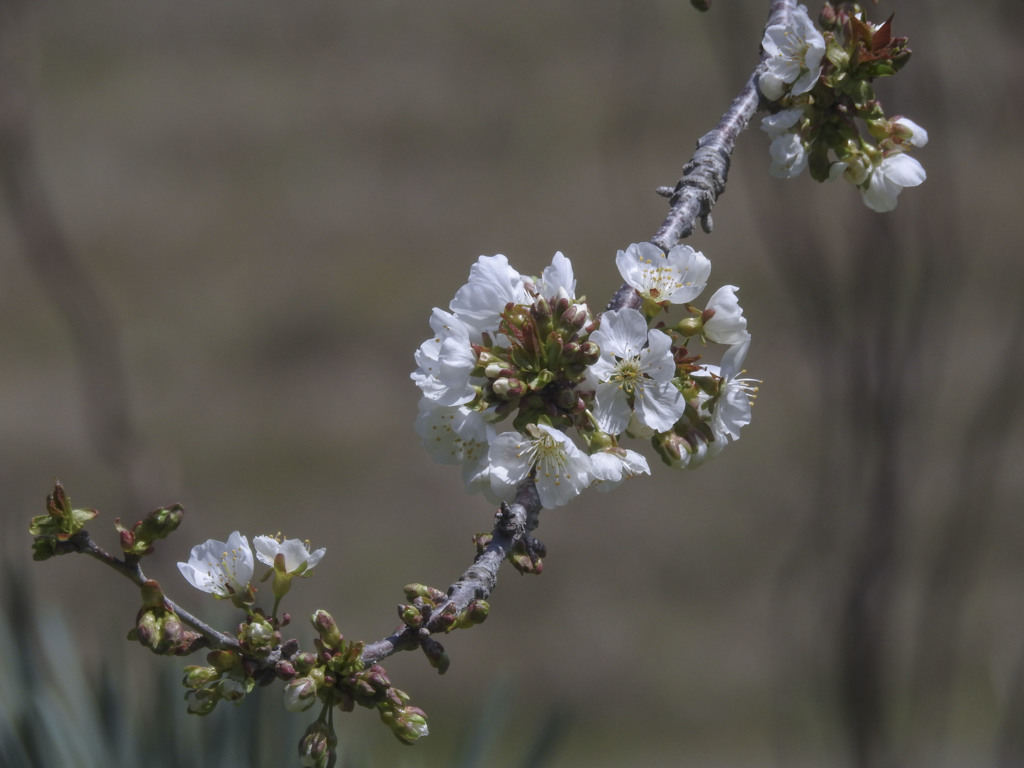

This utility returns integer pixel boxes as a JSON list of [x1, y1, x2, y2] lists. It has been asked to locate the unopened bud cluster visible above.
[[413, 246, 758, 509], [397, 582, 489, 674], [759, 3, 927, 211]]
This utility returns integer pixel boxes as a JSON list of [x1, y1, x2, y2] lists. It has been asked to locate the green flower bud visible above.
[[464, 600, 489, 626], [183, 665, 220, 689], [398, 603, 424, 628], [30, 481, 98, 548], [239, 615, 276, 656], [185, 687, 219, 716], [392, 706, 430, 744], [403, 583, 446, 604], [207, 649, 240, 674], [293, 651, 319, 675], [116, 504, 184, 558], [676, 315, 702, 338]]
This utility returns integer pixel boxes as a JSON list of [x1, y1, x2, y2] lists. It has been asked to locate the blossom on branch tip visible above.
[[587, 308, 685, 435], [253, 535, 325, 575], [488, 423, 593, 508], [615, 242, 711, 306], [759, 4, 826, 101], [177, 531, 254, 598]]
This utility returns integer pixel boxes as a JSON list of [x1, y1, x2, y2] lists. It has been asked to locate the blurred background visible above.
[[1, 0, 1023, 766]]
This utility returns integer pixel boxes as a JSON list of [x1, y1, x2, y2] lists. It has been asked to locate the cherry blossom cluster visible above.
[[758, 2, 927, 212], [412, 244, 757, 509]]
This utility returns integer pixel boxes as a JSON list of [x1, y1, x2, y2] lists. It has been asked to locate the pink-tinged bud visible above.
[[119, 528, 136, 552], [420, 637, 450, 675], [298, 721, 336, 768], [311, 609, 342, 650], [293, 651, 318, 674], [578, 341, 600, 365], [275, 660, 298, 680], [819, 2, 837, 28], [560, 303, 589, 332], [492, 377, 525, 400]]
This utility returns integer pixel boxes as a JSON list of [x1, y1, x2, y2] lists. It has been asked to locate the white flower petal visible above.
[[615, 242, 711, 305], [178, 532, 254, 597], [704, 285, 751, 345], [450, 254, 530, 335]]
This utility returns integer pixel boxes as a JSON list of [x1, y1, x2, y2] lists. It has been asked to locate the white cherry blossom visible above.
[[615, 242, 711, 305], [759, 4, 826, 101], [761, 108, 809, 178], [703, 285, 751, 346], [178, 531, 254, 598], [861, 152, 927, 213], [449, 254, 530, 336], [695, 340, 758, 453], [414, 399, 498, 500], [411, 308, 476, 406], [590, 447, 651, 492], [587, 308, 685, 435], [488, 424, 593, 508], [253, 535, 326, 575]]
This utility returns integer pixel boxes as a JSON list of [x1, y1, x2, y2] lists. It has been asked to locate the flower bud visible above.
[[578, 341, 600, 366], [293, 651, 319, 675], [392, 706, 430, 744], [420, 636, 450, 675], [30, 481, 98, 542], [463, 599, 490, 626], [560, 303, 589, 332], [398, 603, 424, 628], [404, 583, 446, 604], [239, 615, 276, 656], [311, 609, 342, 651], [284, 675, 320, 712], [217, 676, 252, 703], [491, 377, 524, 400], [207, 649, 240, 674], [183, 665, 220, 689], [298, 721, 337, 768], [185, 687, 219, 716]]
